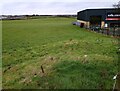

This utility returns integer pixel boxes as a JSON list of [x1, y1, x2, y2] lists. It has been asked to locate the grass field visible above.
[[2, 17, 118, 89]]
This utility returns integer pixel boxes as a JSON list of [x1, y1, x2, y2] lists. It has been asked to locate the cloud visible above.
[[1, 1, 119, 15], [1, 0, 119, 3]]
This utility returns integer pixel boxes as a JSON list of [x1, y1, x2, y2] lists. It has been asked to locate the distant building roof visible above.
[[78, 8, 118, 13]]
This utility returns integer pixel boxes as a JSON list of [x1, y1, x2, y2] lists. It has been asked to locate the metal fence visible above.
[[89, 27, 120, 37], [72, 22, 120, 37]]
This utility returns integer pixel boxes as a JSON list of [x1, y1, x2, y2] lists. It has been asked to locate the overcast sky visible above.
[[1, 0, 119, 15]]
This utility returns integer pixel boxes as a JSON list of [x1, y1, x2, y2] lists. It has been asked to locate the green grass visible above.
[[2, 17, 118, 89]]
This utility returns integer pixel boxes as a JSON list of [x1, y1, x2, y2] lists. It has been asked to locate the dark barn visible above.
[[77, 8, 120, 29]]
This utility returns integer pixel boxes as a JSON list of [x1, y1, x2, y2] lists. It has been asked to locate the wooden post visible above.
[[41, 65, 44, 73]]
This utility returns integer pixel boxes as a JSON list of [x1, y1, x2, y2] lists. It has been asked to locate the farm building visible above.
[[77, 8, 120, 29]]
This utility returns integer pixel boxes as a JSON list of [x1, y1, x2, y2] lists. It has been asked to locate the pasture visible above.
[[2, 17, 118, 89]]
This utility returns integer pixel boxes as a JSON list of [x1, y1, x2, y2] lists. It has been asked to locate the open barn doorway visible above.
[[90, 16, 102, 30]]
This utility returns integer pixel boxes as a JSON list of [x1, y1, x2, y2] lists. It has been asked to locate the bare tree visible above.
[[113, 1, 120, 9]]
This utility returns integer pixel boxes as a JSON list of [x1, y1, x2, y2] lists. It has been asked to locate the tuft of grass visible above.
[[49, 60, 116, 89]]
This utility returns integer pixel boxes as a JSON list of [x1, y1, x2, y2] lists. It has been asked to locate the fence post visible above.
[[107, 28, 109, 35], [102, 29, 104, 34], [113, 26, 116, 36]]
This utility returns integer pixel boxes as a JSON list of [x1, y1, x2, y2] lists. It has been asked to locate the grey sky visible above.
[[1, 0, 119, 15]]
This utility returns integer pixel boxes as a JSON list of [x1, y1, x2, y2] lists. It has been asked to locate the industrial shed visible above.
[[77, 8, 120, 29]]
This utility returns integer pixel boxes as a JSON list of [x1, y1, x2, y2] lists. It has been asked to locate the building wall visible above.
[[101, 21, 105, 28], [77, 10, 87, 21], [77, 20, 90, 28]]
